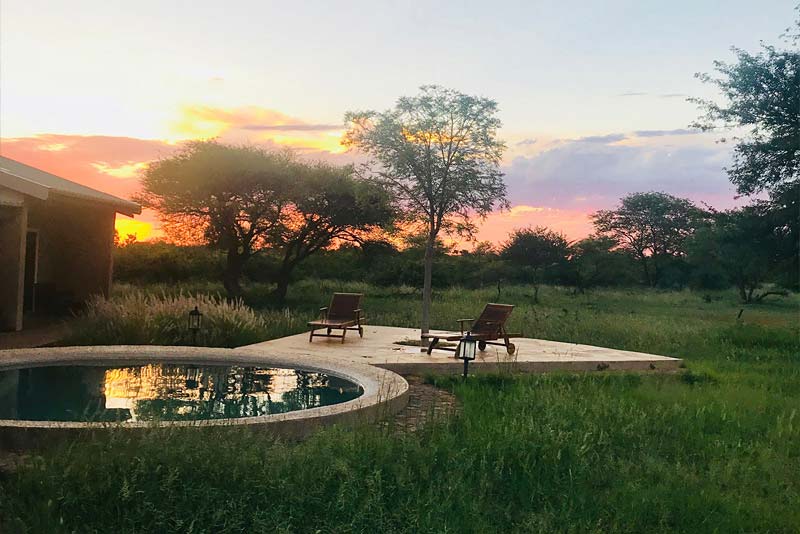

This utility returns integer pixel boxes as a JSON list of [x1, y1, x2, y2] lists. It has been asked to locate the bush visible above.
[[114, 242, 223, 283], [65, 291, 272, 347]]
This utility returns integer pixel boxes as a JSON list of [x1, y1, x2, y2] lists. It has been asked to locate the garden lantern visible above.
[[188, 306, 203, 345], [456, 331, 477, 379]]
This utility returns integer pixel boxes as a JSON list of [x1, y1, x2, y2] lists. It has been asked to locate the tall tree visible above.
[[501, 227, 570, 303], [344, 85, 508, 335], [592, 192, 706, 287], [692, 13, 799, 288], [137, 141, 292, 298]]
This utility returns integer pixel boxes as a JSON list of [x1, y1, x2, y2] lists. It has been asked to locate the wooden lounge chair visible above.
[[421, 303, 520, 355], [308, 293, 364, 343]]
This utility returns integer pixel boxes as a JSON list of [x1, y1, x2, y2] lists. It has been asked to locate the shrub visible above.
[[114, 242, 224, 283], [65, 291, 272, 347]]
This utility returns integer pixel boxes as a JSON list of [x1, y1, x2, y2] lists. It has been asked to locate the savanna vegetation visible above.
[[2, 282, 798, 533], [3, 17, 799, 534]]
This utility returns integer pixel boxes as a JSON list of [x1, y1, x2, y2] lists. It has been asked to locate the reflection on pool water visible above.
[[0, 363, 363, 423]]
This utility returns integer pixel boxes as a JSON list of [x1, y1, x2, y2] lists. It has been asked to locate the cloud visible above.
[[172, 105, 339, 135], [241, 123, 341, 132], [91, 161, 150, 179], [508, 205, 545, 216], [501, 131, 737, 214], [0, 134, 171, 197], [617, 92, 688, 99], [575, 133, 627, 144], [0, 134, 173, 239], [171, 105, 346, 153], [633, 128, 698, 137], [515, 138, 537, 146]]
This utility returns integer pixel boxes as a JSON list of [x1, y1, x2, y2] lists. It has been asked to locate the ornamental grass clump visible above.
[[66, 291, 271, 347]]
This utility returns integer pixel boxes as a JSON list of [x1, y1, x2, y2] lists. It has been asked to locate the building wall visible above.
[[27, 197, 116, 303], [0, 204, 26, 331]]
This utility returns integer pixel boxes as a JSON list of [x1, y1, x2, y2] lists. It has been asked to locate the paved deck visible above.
[[239, 325, 682, 375], [0, 320, 70, 350]]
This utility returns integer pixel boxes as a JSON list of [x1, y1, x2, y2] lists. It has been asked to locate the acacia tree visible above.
[[344, 85, 508, 334], [270, 162, 394, 302], [137, 141, 292, 298], [500, 227, 570, 303], [592, 192, 706, 287], [138, 141, 394, 302]]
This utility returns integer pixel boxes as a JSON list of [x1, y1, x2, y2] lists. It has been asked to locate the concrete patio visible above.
[[239, 325, 682, 375]]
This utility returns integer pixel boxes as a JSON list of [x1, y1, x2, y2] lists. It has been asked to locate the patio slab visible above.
[[238, 325, 682, 375]]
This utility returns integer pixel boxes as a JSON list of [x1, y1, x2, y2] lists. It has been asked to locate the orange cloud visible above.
[[92, 161, 150, 179], [170, 105, 345, 152]]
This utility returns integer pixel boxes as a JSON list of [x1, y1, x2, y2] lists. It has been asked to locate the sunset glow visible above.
[[1, 1, 790, 245], [115, 218, 157, 242]]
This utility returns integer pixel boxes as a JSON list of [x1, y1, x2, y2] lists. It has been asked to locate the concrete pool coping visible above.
[[0, 326, 682, 448], [239, 325, 683, 375], [0, 346, 409, 448]]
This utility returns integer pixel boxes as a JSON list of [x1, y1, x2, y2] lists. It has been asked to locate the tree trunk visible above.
[[533, 283, 540, 304], [272, 270, 291, 306], [651, 257, 660, 287], [223, 249, 246, 300], [738, 282, 748, 303], [640, 256, 653, 287], [421, 232, 435, 336]]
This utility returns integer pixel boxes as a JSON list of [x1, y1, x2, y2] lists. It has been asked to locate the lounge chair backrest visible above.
[[328, 293, 363, 320], [471, 303, 514, 335]]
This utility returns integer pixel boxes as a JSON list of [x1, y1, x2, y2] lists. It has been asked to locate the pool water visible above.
[[0, 363, 363, 423]]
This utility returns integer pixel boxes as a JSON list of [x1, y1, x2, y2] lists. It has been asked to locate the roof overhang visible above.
[[0, 158, 142, 217]]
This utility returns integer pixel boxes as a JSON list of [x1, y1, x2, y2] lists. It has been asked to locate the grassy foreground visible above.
[[2, 283, 799, 533]]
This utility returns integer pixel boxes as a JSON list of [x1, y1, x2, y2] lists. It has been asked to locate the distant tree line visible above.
[[116, 187, 796, 304]]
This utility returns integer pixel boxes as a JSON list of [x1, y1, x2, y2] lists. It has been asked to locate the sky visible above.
[[0, 0, 795, 244]]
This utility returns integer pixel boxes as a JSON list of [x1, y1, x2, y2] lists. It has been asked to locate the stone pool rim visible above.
[[0, 346, 409, 435]]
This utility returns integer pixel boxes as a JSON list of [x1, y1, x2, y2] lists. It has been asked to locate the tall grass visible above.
[[2, 371, 798, 532], [64, 291, 278, 347], [2, 284, 798, 533]]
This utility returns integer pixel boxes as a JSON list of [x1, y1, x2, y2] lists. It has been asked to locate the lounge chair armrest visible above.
[[318, 306, 328, 318], [353, 308, 363, 319]]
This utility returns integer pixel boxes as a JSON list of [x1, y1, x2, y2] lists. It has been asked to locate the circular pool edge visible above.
[[0, 345, 410, 448]]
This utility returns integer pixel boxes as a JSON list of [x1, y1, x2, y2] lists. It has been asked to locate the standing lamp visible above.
[[456, 331, 477, 379], [188, 306, 203, 346]]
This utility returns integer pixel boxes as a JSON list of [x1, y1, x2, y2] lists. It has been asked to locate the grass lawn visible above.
[[2, 282, 798, 533]]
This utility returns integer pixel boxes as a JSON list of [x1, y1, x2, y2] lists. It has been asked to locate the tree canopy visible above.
[[270, 162, 395, 301], [592, 192, 706, 287], [501, 226, 570, 302], [137, 141, 394, 301], [692, 14, 799, 197], [344, 85, 508, 333]]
